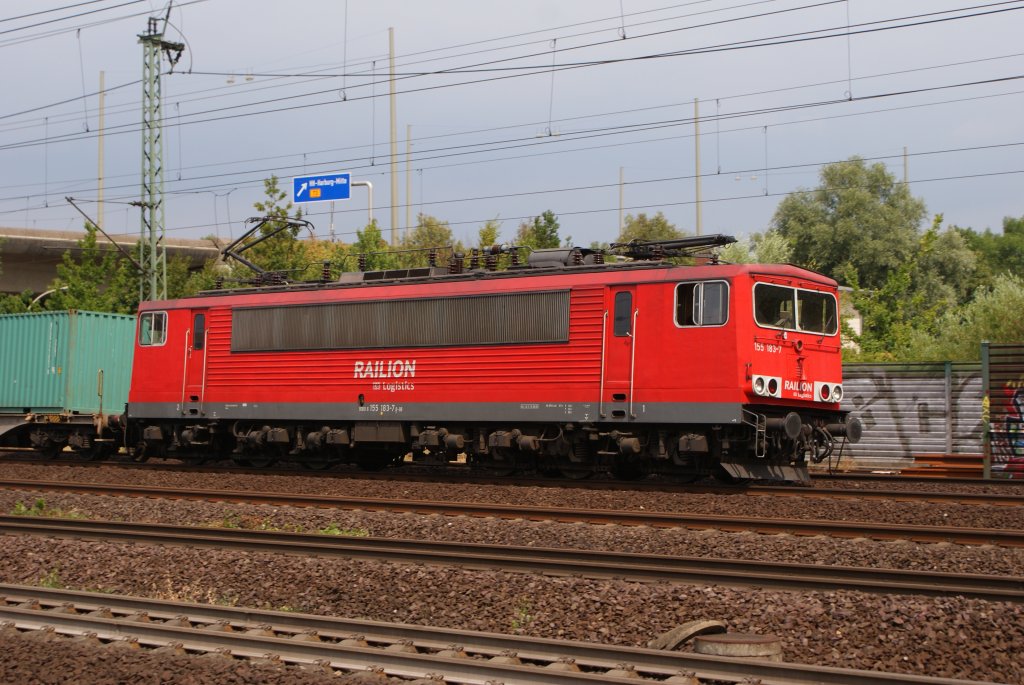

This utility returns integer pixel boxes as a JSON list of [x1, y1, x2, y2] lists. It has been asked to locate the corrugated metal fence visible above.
[[984, 342, 1024, 479], [831, 362, 985, 475]]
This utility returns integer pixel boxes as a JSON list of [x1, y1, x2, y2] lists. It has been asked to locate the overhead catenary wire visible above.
[[1, 74, 1021, 209], [1, 1, 1019, 154], [3, 48, 1022, 196], [17, 140, 1024, 230], [50, 166, 1024, 241]]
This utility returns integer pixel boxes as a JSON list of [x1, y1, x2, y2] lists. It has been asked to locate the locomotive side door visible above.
[[181, 309, 208, 416], [602, 286, 637, 421]]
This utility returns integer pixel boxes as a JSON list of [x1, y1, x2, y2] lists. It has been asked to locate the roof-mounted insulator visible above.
[[448, 253, 463, 274], [320, 261, 331, 283], [357, 254, 367, 271], [428, 248, 438, 267], [470, 248, 480, 270], [510, 247, 520, 267]]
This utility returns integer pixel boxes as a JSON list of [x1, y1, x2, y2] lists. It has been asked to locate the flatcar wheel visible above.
[[70, 447, 104, 462], [39, 444, 65, 460]]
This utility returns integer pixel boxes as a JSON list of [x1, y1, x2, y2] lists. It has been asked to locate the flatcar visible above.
[[112, 230, 861, 482]]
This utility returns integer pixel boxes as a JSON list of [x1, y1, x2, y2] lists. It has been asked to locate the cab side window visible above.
[[676, 281, 728, 327], [193, 313, 206, 350], [139, 312, 167, 346], [613, 291, 633, 336]]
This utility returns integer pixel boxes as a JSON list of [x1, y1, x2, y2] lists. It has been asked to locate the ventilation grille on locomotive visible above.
[[231, 290, 571, 352]]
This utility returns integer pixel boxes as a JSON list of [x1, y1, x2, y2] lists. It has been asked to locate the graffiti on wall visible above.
[[990, 381, 1024, 478], [840, 364, 984, 469]]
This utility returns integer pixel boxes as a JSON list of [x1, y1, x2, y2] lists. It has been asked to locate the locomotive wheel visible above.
[[301, 456, 337, 471], [558, 440, 594, 479], [130, 442, 150, 463], [611, 457, 645, 481], [234, 456, 278, 468], [559, 465, 593, 480], [485, 447, 521, 476], [355, 450, 394, 471]]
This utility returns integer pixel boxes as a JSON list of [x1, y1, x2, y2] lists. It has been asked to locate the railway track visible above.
[[0, 584, 999, 685], [2, 479, 1023, 547], [3, 455, 1023, 505], [2, 516, 1022, 601]]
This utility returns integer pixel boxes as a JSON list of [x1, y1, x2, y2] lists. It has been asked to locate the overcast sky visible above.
[[0, 0, 1021, 250]]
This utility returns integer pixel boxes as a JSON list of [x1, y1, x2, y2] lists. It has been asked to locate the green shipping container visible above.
[[0, 310, 136, 415]]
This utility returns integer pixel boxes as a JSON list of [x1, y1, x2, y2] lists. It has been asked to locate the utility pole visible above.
[[389, 27, 399, 246], [694, 98, 702, 236], [903, 146, 909, 187], [406, 124, 412, 239], [137, 10, 183, 301], [97, 71, 105, 230], [618, 167, 624, 236]]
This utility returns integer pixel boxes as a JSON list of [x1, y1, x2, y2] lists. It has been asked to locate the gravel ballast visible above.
[[1, 462, 1022, 683], [0, 535, 1020, 683]]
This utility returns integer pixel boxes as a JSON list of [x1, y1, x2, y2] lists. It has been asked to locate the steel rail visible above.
[[2, 479, 1023, 546], [3, 458, 1023, 503], [0, 584, 1004, 685], [1, 517, 1021, 602]]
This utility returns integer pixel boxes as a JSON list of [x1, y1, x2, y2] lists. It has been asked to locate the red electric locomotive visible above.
[[122, 227, 861, 482]]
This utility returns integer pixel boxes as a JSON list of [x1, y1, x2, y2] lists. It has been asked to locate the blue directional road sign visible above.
[[293, 172, 351, 203]]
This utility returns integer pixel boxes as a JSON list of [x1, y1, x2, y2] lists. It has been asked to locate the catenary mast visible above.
[[137, 9, 183, 301]]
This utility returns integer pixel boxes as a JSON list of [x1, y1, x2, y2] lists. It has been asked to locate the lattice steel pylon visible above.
[[137, 14, 183, 301]]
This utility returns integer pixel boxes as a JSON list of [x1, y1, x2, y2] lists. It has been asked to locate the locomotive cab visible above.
[[720, 269, 862, 481]]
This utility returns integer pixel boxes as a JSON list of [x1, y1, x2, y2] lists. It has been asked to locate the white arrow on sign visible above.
[[297, 182, 308, 198]]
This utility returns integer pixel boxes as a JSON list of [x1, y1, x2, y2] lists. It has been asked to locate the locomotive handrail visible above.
[[178, 329, 190, 413], [199, 327, 209, 416], [629, 308, 639, 419], [598, 311, 608, 419]]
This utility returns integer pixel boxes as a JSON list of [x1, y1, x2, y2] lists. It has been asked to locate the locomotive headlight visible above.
[[753, 377, 766, 396], [819, 383, 831, 401], [832, 385, 844, 402], [766, 378, 779, 397]]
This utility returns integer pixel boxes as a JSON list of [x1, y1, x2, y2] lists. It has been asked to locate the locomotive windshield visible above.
[[754, 283, 838, 335]]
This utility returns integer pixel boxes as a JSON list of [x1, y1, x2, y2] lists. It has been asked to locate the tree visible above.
[[954, 215, 1024, 289], [44, 224, 135, 314], [718, 230, 792, 264], [350, 220, 396, 271], [245, 175, 307, 277], [900, 273, 1024, 361], [516, 210, 561, 250], [847, 215, 966, 360], [477, 219, 500, 248], [395, 214, 464, 268], [0, 290, 33, 314], [771, 157, 926, 289], [616, 212, 683, 243]]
